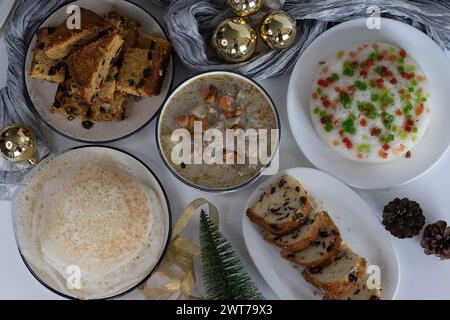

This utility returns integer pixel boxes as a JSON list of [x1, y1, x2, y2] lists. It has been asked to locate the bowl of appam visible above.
[[11, 146, 172, 299]]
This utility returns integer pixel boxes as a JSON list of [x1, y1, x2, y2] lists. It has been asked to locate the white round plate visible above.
[[12, 146, 172, 299], [287, 18, 450, 189], [242, 168, 400, 300], [24, 0, 174, 143]]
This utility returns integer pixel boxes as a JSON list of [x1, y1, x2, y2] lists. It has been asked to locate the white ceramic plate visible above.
[[242, 168, 400, 300], [24, 0, 173, 143], [287, 18, 450, 189], [12, 146, 172, 299]]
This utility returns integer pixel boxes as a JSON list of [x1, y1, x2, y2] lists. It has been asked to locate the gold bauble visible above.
[[260, 10, 297, 49], [0, 124, 39, 165], [212, 17, 257, 63], [227, 0, 263, 17]]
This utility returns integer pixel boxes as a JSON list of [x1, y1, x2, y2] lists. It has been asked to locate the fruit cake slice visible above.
[[29, 27, 66, 83], [116, 38, 172, 97], [45, 8, 111, 60], [106, 11, 140, 49], [323, 274, 382, 300], [264, 210, 326, 251], [88, 91, 128, 122], [52, 81, 90, 119], [66, 32, 123, 102], [302, 244, 366, 296], [246, 175, 312, 235], [281, 212, 342, 267]]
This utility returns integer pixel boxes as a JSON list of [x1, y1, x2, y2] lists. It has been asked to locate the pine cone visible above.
[[382, 198, 425, 238], [420, 220, 450, 260]]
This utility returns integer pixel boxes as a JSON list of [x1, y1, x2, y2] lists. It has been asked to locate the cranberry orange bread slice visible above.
[[302, 244, 366, 295], [66, 32, 124, 102], [246, 175, 312, 235], [264, 210, 326, 251], [45, 8, 111, 59], [323, 274, 382, 300], [280, 212, 342, 267], [29, 27, 65, 83]]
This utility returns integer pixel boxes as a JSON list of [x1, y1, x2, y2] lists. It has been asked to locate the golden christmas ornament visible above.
[[260, 10, 297, 49], [0, 124, 39, 165], [227, 0, 263, 17], [212, 17, 257, 63]]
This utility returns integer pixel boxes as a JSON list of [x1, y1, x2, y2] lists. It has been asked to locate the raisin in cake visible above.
[[264, 210, 326, 251], [323, 274, 382, 300], [52, 81, 90, 119], [66, 32, 123, 102], [246, 175, 312, 235], [45, 8, 111, 60], [302, 244, 367, 297], [29, 27, 65, 83], [88, 91, 128, 122], [116, 38, 172, 97], [281, 212, 342, 267]]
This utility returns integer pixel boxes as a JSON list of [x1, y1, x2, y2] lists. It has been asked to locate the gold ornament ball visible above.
[[0, 124, 39, 165], [260, 10, 297, 49], [227, 0, 262, 17], [212, 17, 257, 63]]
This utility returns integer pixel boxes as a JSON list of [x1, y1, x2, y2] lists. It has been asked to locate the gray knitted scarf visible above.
[[1, 0, 449, 200]]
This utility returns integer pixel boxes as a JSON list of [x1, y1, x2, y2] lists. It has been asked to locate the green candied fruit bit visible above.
[[319, 110, 327, 117], [381, 111, 395, 129], [421, 97, 427, 102], [388, 47, 395, 54], [317, 87, 323, 95], [342, 118, 356, 135], [337, 50, 345, 59], [410, 79, 418, 86], [343, 68, 354, 77], [362, 135, 369, 142], [402, 102, 413, 114], [371, 93, 380, 101], [369, 79, 376, 88], [369, 51, 377, 60], [332, 73, 339, 81], [408, 87, 415, 93], [375, 65, 382, 75], [412, 134, 418, 142], [313, 107, 320, 114], [343, 61, 352, 69], [397, 66, 405, 73], [324, 122, 334, 132], [380, 93, 394, 105], [357, 144, 372, 153], [412, 127, 418, 133], [339, 92, 352, 108], [398, 131, 408, 140], [355, 80, 368, 91], [397, 57, 404, 64], [380, 134, 395, 143], [406, 65, 416, 72]]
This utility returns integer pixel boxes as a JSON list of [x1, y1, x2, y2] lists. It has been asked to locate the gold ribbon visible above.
[[140, 198, 219, 300]]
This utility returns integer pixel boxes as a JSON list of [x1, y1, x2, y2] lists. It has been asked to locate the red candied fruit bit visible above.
[[322, 99, 331, 108], [370, 127, 380, 136], [405, 151, 412, 158], [312, 92, 318, 100], [395, 109, 402, 116], [318, 79, 329, 87], [359, 118, 368, 127], [351, 61, 359, 68], [399, 49, 407, 58], [360, 70, 368, 78], [339, 129, 345, 137], [376, 78, 384, 88], [343, 137, 353, 149], [383, 143, 390, 150], [335, 86, 341, 93], [390, 78, 398, 84]]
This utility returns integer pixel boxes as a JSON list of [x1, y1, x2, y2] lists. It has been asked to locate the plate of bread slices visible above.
[[25, 0, 173, 142], [243, 168, 400, 300]]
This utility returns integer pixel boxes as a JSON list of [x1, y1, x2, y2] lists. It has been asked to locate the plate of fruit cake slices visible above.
[[25, 0, 174, 143], [243, 168, 400, 300], [287, 18, 450, 189]]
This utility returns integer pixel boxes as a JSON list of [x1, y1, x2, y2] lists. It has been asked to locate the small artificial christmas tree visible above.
[[199, 210, 264, 300]]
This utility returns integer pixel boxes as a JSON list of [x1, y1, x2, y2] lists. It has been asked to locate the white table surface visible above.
[[0, 2, 449, 300]]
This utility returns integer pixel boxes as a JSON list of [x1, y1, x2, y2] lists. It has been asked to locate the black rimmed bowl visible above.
[[11, 146, 172, 300], [24, 0, 174, 143], [156, 70, 281, 193]]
